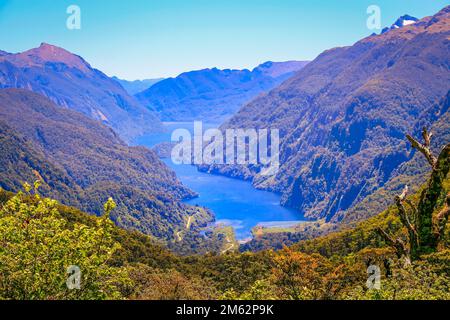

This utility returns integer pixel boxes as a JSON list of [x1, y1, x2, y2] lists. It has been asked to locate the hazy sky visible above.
[[0, 0, 447, 79]]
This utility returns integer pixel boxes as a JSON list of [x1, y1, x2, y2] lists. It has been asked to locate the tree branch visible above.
[[395, 186, 418, 244], [376, 227, 408, 259], [406, 128, 437, 168], [422, 128, 433, 147], [397, 185, 408, 201]]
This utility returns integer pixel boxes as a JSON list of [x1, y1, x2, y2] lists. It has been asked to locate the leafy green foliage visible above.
[[125, 264, 217, 300], [346, 255, 450, 300], [1, 179, 449, 300], [0, 184, 130, 300]]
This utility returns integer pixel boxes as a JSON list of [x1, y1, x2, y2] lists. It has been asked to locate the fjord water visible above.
[[134, 122, 305, 240]]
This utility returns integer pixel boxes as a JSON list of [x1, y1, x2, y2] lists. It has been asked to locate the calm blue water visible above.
[[134, 122, 305, 240]]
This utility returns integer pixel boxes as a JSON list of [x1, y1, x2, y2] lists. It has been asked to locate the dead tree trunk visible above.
[[377, 128, 450, 261]]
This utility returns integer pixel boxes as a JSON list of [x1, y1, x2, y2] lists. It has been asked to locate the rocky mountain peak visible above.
[[4, 43, 92, 72], [381, 14, 418, 34]]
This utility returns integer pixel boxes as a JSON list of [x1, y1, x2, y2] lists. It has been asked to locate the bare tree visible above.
[[377, 128, 450, 262]]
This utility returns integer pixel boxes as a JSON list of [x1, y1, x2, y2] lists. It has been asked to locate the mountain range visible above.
[[135, 60, 309, 122], [0, 43, 162, 141], [0, 6, 448, 247], [201, 7, 450, 224], [0, 46, 306, 245]]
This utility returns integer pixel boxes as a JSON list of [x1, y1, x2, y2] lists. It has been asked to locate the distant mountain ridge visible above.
[[252, 61, 309, 78], [202, 6, 450, 223], [112, 76, 165, 95], [0, 43, 162, 141], [135, 60, 309, 122]]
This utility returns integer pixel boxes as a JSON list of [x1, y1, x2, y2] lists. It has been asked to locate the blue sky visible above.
[[0, 0, 447, 79]]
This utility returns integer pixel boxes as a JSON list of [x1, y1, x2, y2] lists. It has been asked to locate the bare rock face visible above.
[[205, 6, 450, 222]]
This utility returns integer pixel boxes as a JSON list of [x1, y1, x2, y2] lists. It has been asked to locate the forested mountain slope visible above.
[[0, 88, 210, 241], [336, 92, 450, 224], [203, 6, 450, 223], [0, 121, 81, 206]]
